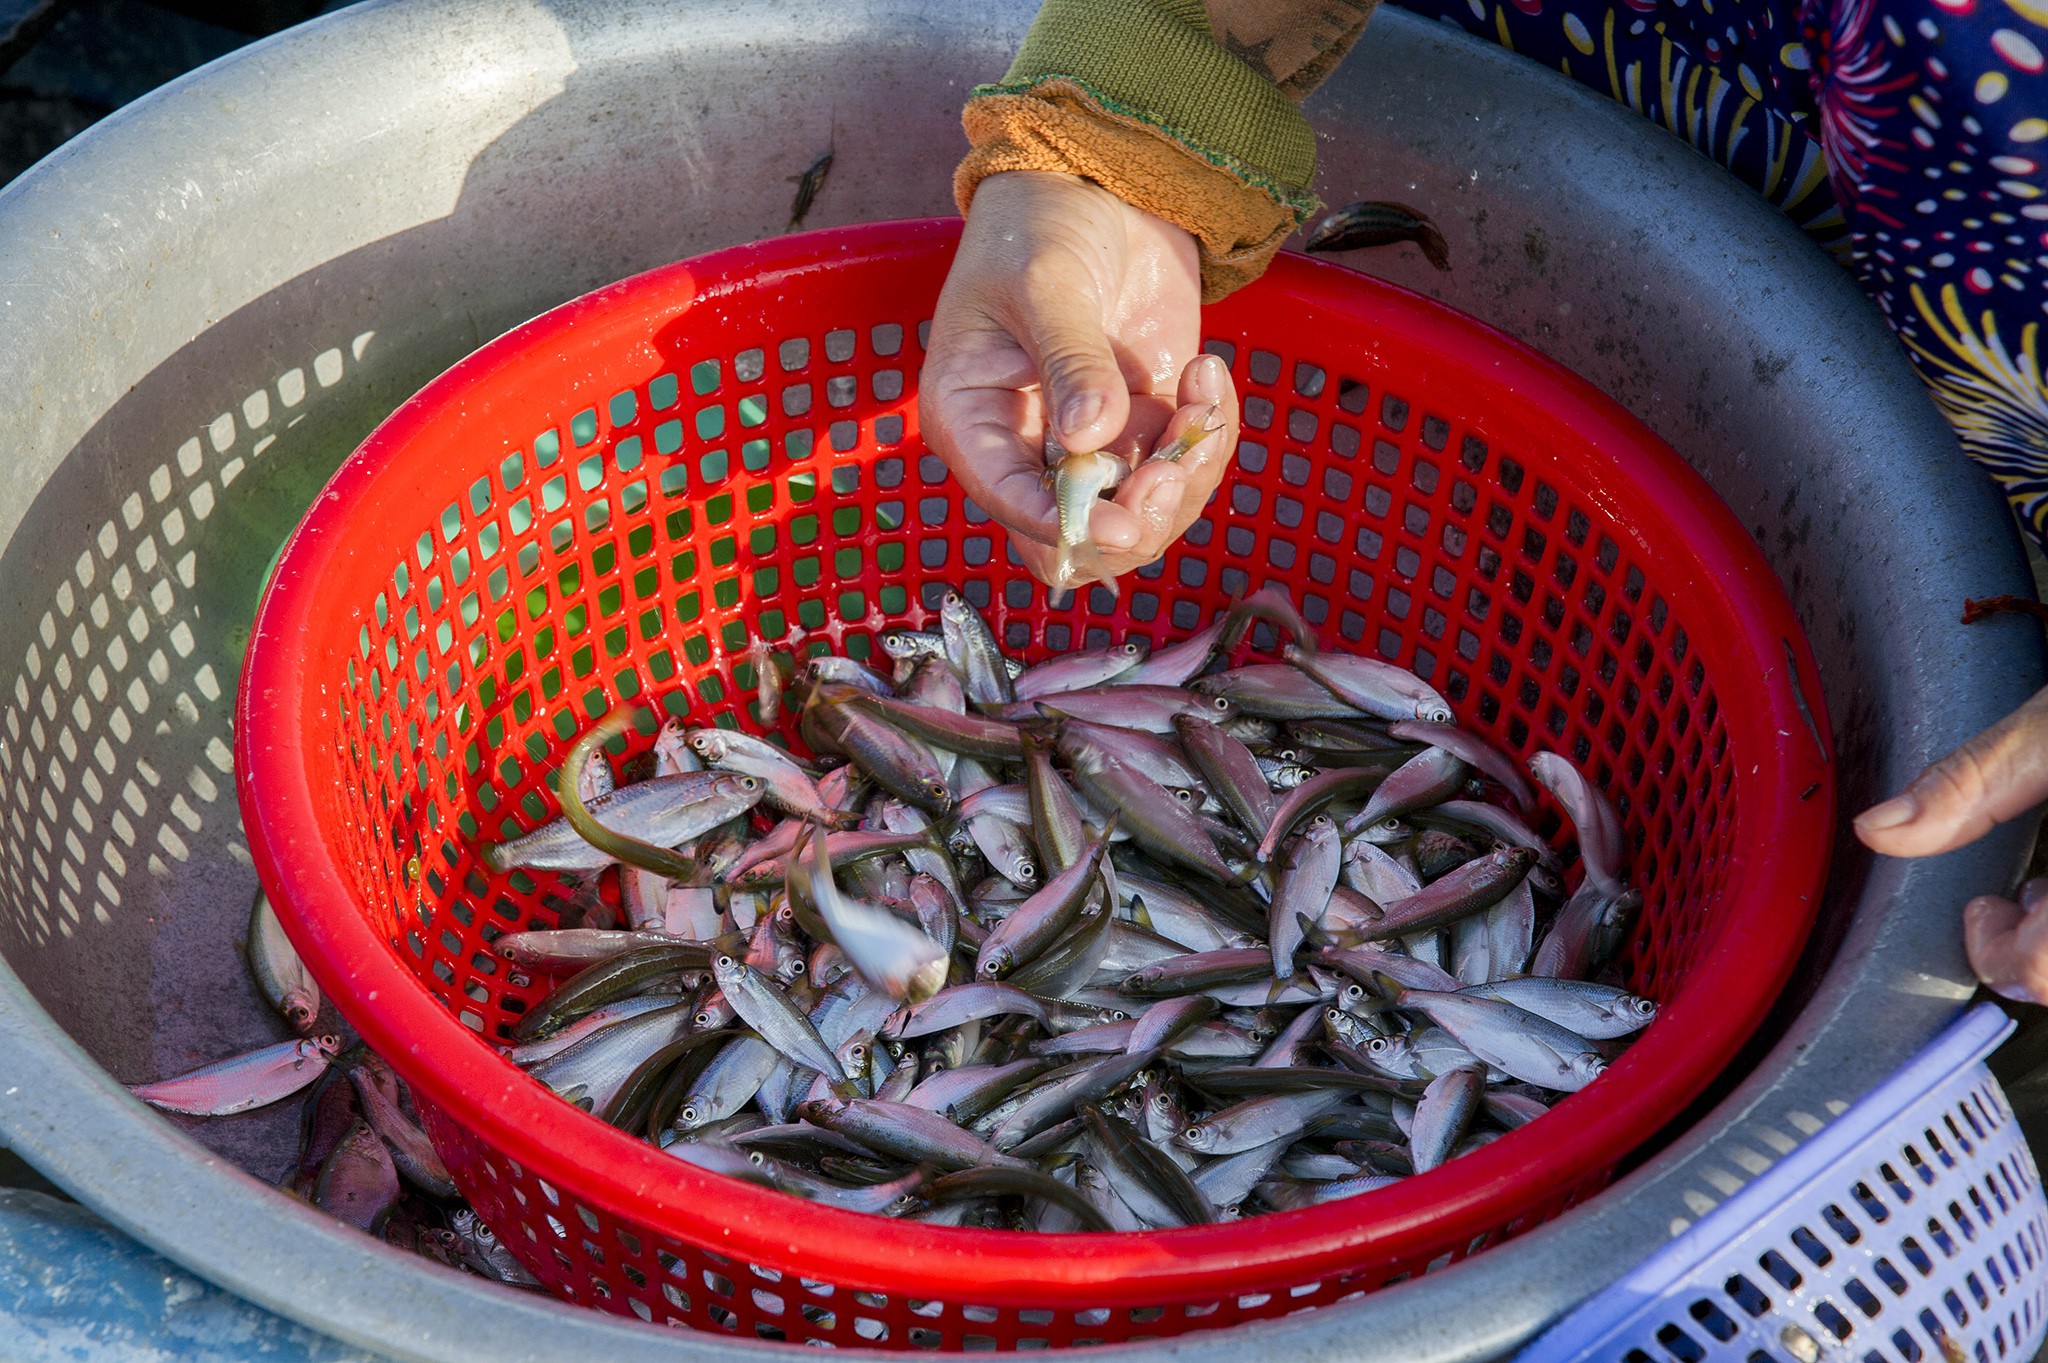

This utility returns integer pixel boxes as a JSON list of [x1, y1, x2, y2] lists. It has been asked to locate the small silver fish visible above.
[[1460, 976, 1656, 1039], [1528, 751, 1628, 893], [1144, 404, 1223, 466], [713, 953, 854, 1093], [130, 1035, 341, 1117], [939, 591, 1015, 706], [246, 890, 320, 1034], [484, 772, 764, 873], [795, 826, 949, 1003], [347, 1055, 456, 1199], [1046, 448, 1128, 596], [315, 1119, 400, 1233]]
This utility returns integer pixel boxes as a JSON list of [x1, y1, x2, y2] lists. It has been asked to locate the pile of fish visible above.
[[125, 582, 1650, 1265], [471, 584, 1652, 1230], [127, 893, 540, 1284]]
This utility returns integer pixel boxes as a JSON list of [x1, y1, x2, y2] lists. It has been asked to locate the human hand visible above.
[[919, 170, 1239, 586], [1854, 684, 2048, 1003]]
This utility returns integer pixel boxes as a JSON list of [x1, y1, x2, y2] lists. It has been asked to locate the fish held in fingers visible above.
[[1046, 448, 1130, 596]]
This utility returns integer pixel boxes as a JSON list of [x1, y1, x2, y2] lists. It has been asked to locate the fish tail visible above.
[[1413, 219, 1451, 272], [1371, 203, 1448, 271]]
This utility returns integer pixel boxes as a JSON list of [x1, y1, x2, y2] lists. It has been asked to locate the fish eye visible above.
[[1183, 1126, 1203, 1142], [1368, 1037, 1391, 1054], [1110, 1010, 1130, 1021], [680, 1105, 700, 1124], [695, 1013, 714, 1026], [1017, 860, 1037, 880], [1343, 984, 1365, 1002], [1210, 697, 1230, 712], [1380, 819, 1403, 832], [716, 955, 737, 968], [788, 959, 806, 975], [748, 1151, 766, 1166]]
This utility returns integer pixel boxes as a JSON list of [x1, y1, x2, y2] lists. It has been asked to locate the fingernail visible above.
[[1992, 980, 2038, 1005], [1191, 353, 1228, 401], [2024, 878, 2048, 914], [1854, 793, 1918, 832], [1060, 392, 1103, 440]]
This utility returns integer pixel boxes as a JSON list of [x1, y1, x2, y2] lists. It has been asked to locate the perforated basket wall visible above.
[[237, 219, 1836, 1349], [1522, 1004, 2048, 1363]]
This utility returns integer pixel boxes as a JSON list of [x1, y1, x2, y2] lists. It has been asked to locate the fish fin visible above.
[[829, 1078, 862, 1101], [1366, 970, 1409, 1002]]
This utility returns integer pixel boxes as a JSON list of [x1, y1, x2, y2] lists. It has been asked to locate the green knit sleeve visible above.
[[975, 0, 1320, 220]]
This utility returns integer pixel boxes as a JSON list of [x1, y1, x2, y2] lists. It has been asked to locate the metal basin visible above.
[[0, 1, 2035, 1358]]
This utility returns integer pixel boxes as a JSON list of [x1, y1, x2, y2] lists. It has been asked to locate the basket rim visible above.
[[235, 218, 1837, 1304]]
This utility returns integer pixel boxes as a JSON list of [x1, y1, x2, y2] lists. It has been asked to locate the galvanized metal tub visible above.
[[0, 1, 2035, 1358]]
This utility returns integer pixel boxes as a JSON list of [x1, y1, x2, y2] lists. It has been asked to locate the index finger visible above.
[[937, 392, 1061, 546], [918, 346, 1061, 546], [1963, 893, 2048, 1003]]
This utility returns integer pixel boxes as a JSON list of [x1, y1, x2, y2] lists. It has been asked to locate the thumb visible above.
[[1013, 275, 1129, 454], [1855, 683, 2048, 857]]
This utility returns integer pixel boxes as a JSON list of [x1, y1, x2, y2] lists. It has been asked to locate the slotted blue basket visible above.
[[1524, 1004, 2047, 1363]]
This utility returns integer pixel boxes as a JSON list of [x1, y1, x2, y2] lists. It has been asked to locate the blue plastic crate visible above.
[[1524, 1003, 2047, 1363]]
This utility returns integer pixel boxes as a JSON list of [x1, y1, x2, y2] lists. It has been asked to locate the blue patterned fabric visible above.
[[1393, 0, 2048, 536]]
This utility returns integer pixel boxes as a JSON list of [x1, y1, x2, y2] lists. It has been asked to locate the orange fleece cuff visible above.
[[954, 79, 1313, 304]]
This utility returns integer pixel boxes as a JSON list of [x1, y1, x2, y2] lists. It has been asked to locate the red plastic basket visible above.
[[237, 218, 1836, 1349]]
